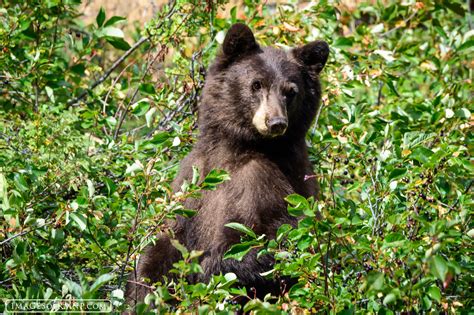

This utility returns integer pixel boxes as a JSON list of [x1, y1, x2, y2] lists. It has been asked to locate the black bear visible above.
[[126, 23, 329, 307]]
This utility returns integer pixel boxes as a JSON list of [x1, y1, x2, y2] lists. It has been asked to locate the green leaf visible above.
[[86, 179, 94, 198], [297, 234, 312, 250], [364, 272, 384, 292], [103, 177, 116, 196], [285, 194, 308, 207], [422, 296, 432, 309], [276, 224, 292, 243], [409, 146, 434, 165], [131, 99, 150, 116], [337, 306, 355, 315], [106, 37, 131, 51], [243, 299, 262, 313], [224, 222, 257, 238], [382, 232, 406, 248], [285, 194, 310, 217], [383, 293, 397, 305], [201, 169, 230, 190], [455, 108, 471, 119], [443, 0, 465, 16], [0, 173, 9, 210], [65, 279, 83, 297], [172, 208, 197, 218], [429, 255, 448, 282], [223, 242, 253, 261], [70, 212, 87, 231], [388, 168, 407, 180], [385, 79, 400, 97], [97, 26, 130, 50], [96, 7, 105, 27], [171, 239, 188, 257], [100, 27, 124, 38], [432, 19, 447, 38], [145, 108, 157, 127], [139, 83, 156, 94], [458, 39, 474, 51], [149, 132, 170, 145], [90, 273, 115, 292], [50, 228, 64, 245], [428, 286, 441, 303], [45, 86, 55, 103], [14, 173, 28, 192], [104, 16, 126, 28], [334, 37, 353, 48]]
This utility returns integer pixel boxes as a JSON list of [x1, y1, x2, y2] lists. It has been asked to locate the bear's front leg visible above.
[[198, 246, 279, 298], [125, 234, 181, 309]]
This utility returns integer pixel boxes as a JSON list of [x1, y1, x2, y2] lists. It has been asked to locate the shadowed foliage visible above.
[[0, 0, 472, 313]]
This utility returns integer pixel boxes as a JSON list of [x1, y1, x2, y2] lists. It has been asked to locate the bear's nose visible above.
[[267, 117, 288, 135]]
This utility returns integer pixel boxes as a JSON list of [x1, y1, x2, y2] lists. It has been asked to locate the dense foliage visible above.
[[1, 0, 472, 313]]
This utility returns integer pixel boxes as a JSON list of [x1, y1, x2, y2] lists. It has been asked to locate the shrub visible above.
[[0, 0, 472, 313]]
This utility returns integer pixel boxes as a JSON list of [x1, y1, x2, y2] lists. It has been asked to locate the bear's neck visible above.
[[195, 132, 316, 197], [196, 132, 311, 171]]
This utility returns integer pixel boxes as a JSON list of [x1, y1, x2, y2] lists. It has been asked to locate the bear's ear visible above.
[[292, 40, 329, 74], [222, 23, 259, 58]]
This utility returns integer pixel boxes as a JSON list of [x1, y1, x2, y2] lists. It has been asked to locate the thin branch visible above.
[[67, 0, 180, 107], [113, 47, 162, 141], [314, 102, 325, 128], [67, 36, 150, 107], [380, 9, 418, 37], [103, 62, 134, 114], [467, 0, 472, 30], [450, 180, 473, 212], [376, 81, 384, 106], [126, 279, 155, 290], [34, 78, 39, 112], [0, 220, 52, 246]]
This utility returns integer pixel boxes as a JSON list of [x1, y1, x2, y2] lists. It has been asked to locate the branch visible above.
[[126, 280, 155, 290], [67, 36, 150, 107], [113, 47, 164, 141], [376, 81, 384, 106], [0, 219, 52, 246]]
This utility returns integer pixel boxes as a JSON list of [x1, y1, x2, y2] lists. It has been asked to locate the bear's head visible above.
[[199, 23, 329, 144]]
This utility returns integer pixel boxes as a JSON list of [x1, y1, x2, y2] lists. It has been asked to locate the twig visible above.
[[324, 227, 331, 297], [324, 159, 337, 298], [0, 230, 32, 246], [34, 78, 39, 112], [126, 279, 155, 290], [145, 85, 199, 138], [34, 21, 41, 112], [450, 180, 473, 212], [468, 0, 473, 30], [376, 81, 384, 106], [0, 220, 52, 246], [86, 216, 122, 270], [0, 278, 12, 285], [314, 102, 325, 128], [329, 158, 337, 208], [67, 0, 180, 107], [113, 47, 162, 141], [67, 36, 150, 107], [103, 62, 134, 114], [380, 9, 417, 37]]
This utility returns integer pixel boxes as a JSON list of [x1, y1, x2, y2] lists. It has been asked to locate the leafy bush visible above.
[[1, 0, 472, 313]]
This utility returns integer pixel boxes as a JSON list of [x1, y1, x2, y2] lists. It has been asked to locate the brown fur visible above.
[[125, 23, 329, 309]]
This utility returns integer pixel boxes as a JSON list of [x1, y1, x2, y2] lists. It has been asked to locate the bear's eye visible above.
[[251, 80, 262, 92], [284, 86, 298, 100]]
